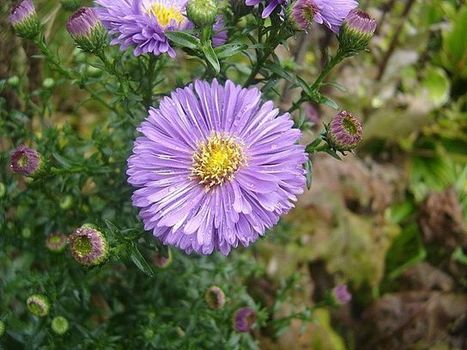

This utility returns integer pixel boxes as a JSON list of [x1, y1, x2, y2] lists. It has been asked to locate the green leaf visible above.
[[165, 31, 200, 50], [305, 159, 313, 190], [319, 95, 340, 110], [385, 224, 426, 279], [202, 42, 220, 74], [128, 243, 156, 277], [215, 43, 248, 59]]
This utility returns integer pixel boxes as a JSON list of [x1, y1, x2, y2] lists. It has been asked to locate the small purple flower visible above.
[[339, 9, 376, 52], [326, 111, 363, 152], [9, 0, 35, 26], [233, 307, 256, 332], [332, 284, 352, 305], [289, 0, 358, 33], [205, 286, 226, 309], [212, 16, 228, 47], [127, 79, 306, 255], [9, 145, 42, 176], [69, 225, 109, 266], [246, 0, 287, 18], [94, 0, 191, 57], [67, 7, 100, 38], [343, 9, 376, 35], [67, 7, 107, 52], [46, 233, 68, 253]]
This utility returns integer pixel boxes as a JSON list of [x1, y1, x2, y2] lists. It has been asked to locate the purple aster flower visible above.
[[339, 9, 376, 52], [289, 0, 358, 33], [127, 79, 306, 255], [326, 111, 363, 152], [69, 225, 109, 266], [233, 307, 256, 332], [67, 7, 107, 53], [9, 145, 42, 176], [9, 0, 41, 39], [9, 0, 35, 26], [212, 16, 228, 47], [94, 0, 191, 57], [332, 284, 352, 305], [246, 0, 287, 18]]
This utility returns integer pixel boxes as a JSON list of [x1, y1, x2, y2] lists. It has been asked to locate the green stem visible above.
[[35, 35, 117, 113], [310, 50, 346, 91], [143, 55, 158, 108]]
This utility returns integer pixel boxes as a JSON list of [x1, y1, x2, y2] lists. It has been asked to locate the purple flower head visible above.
[[233, 307, 256, 332], [290, 0, 358, 33], [327, 111, 363, 152], [67, 7, 101, 37], [94, 0, 191, 57], [127, 79, 306, 256], [205, 286, 226, 309], [212, 16, 228, 47], [344, 9, 376, 35], [69, 225, 109, 266], [339, 9, 376, 52], [46, 233, 68, 253], [27, 294, 50, 317], [9, 0, 35, 25], [332, 284, 352, 305], [9, 145, 42, 176], [246, 0, 287, 18]]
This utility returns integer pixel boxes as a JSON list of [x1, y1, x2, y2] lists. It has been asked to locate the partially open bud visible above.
[[9, 0, 41, 39], [0, 320, 5, 337], [332, 284, 352, 305], [27, 294, 50, 317], [152, 248, 172, 269], [187, 0, 218, 27], [51, 316, 69, 335], [9, 145, 42, 176], [212, 17, 228, 47], [60, 0, 81, 12], [288, 0, 316, 31], [233, 307, 256, 333], [339, 9, 376, 54], [205, 286, 226, 310], [69, 225, 109, 266], [66, 7, 107, 54], [326, 111, 363, 152], [46, 233, 68, 253]]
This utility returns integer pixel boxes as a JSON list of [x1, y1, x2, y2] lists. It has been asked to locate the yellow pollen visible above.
[[146, 3, 185, 28], [192, 134, 246, 189]]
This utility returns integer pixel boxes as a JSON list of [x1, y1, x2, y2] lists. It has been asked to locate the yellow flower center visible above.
[[146, 3, 185, 28], [192, 133, 246, 189]]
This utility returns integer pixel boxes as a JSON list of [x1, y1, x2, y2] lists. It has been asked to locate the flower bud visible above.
[[66, 7, 107, 54], [212, 17, 228, 47], [152, 248, 172, 269], [339, 9, 376, 54], [7, 75, 20, 87], [187, 0, 218, 27], [60, 0, 81, 12], [9, 145, 42, 176], [51, 316, 69, 335], [27, 294, 50, 317], [9, 0, 41, 39], [326, 111, 363, 152], [69, 224, 109, 266], [205, 286, 225, 310], [233, 307, 256, 333], [46, 233, 68, 253], [0, 320, 5, 337], [42, 78, 55, 89], [288, 0, 316, 31], [332, 284, 352, 305]]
